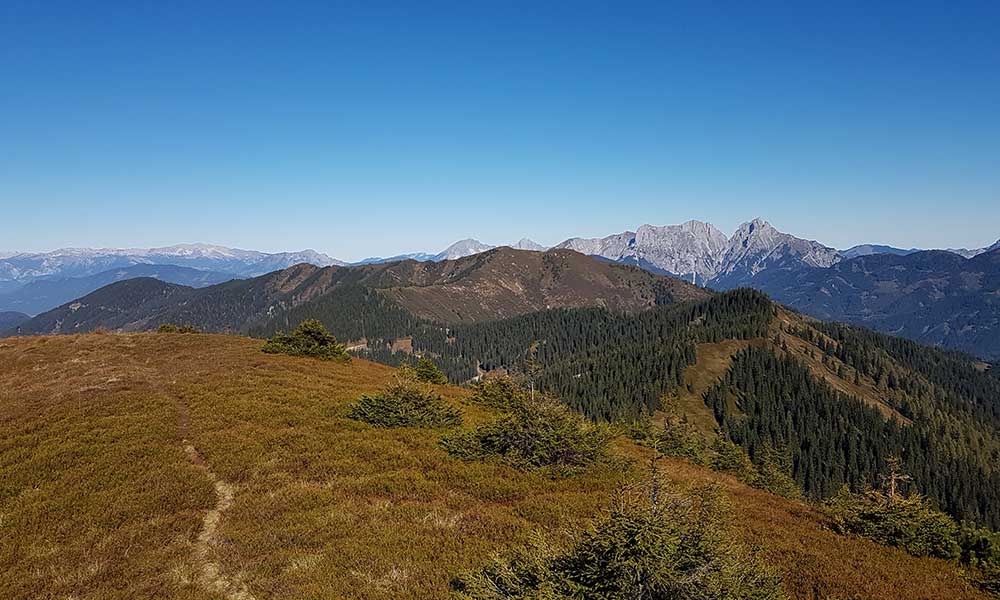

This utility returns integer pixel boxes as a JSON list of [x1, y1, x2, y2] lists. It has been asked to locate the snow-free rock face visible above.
[[711, 218, 841, 289], [630, 221, 729, 284], [555, 218, 840, 287], [556, 231, 636, 261]]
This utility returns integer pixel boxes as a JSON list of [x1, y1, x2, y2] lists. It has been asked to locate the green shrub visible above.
[[822, 467, 1000, 592], [441, 394, 609, 472], [348, 381, 462, 428], [452, 482, 787, 600], [396, 360, 418, 380], [449, 535, 562, 599], [824, 487, 961, 560], [654, 416, 708, 464], [709, 437, 759, 482], [752, 444, 802, 499], [617, 413, 653, 442], [156, 323, 200, 333], [467, 375, 531, 409], [261, 319, 350, 361], [414, 356, 448, 384], [960, 522, 1000, 568]]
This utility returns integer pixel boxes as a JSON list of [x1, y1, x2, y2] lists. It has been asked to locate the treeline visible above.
[[706, 346, 1000, 528]]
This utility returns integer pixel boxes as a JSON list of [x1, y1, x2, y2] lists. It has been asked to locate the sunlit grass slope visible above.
[[0, 333, 989, 599]]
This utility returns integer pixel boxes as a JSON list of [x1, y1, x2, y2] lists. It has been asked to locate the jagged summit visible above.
[[554, 218, 839, 287]]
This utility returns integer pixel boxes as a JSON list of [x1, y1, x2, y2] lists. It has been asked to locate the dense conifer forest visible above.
[[707, 346, 1000, 528], [352, 288, 774, 420]]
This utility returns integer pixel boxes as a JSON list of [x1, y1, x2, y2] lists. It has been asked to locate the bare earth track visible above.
[[175, 382, 257, 600]]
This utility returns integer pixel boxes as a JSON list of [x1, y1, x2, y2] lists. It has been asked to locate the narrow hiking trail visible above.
[[176, 395, 257, 600]]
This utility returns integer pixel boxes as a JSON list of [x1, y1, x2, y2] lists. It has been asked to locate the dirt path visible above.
[[176, 396, 257, 600]]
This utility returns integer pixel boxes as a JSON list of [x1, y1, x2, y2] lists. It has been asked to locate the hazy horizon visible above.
[[2, 213, 997, 264]]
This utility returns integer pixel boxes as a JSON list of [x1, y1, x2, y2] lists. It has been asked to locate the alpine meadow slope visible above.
[[0, 332, 992, 600], [10, 247, 1000, 533]]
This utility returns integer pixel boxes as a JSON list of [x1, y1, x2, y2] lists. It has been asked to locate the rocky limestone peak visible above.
[[729, 217, 778, 249], [555, 231, 636, 258], [630, 220, 729, 284], [713, 219, 840, 288]]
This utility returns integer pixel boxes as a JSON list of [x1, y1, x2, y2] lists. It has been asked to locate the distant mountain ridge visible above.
[[8, 247, 706, 337], [0, 243, 344, 285], [6, 223, 999, 358], [840, 244, 921, 259], [0, 311, 28, 331], [0, 264, 237, 316], [751, 248, 1000, 360], [352, 237, 547, 265], [947, 239, 1000, 259]]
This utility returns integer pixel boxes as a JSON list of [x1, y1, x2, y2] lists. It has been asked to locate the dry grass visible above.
[[0, 333, 989, 599], [660, 338, 755, 435]]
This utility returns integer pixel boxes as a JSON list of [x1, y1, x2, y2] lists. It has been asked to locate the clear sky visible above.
[[2, 1, 998, 260]]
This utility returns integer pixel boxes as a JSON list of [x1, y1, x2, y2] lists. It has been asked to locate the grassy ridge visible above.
[[0, 333, 990, 599]]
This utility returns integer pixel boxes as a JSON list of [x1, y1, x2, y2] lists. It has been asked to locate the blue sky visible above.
[[2, 1, 998, 260]]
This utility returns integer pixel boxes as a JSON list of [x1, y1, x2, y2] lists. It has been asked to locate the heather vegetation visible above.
[[452, 479, 787, 600], [261, 319, 350, 361], [2, 334, 992, 599], [347, 380, 462, 428], [258, 287, 1000, 531]]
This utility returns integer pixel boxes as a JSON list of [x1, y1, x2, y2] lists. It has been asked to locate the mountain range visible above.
[[5, 221, 999, 358], [547, 219, 999, 359], [0, 244, 343, 286], [751, 248, 1000, 360], [8, 243, 1000, 533], [353, 237, 546, 264], [0, 264, 237, 315], [7, 247, 704, 337], [840, 244, 922, 259]]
